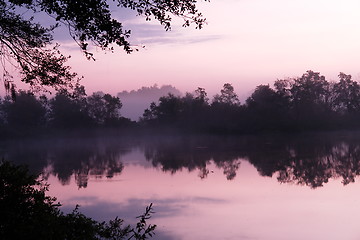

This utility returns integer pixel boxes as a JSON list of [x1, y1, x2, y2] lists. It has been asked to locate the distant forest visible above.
[[1, 70, 360, 136]]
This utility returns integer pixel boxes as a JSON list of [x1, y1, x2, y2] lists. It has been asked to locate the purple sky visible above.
[[6, 0, 360, 100]]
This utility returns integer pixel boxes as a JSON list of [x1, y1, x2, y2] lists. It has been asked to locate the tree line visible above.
[[0, 87, 134, 136], [2, 70, 360, 136], [141, 70, 360, 133]]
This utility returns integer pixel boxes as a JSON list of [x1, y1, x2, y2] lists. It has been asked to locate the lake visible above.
[[2, 132, 360, 240]]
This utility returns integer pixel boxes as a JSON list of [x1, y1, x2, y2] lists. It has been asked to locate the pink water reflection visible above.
[[47, 156, 360, 240]]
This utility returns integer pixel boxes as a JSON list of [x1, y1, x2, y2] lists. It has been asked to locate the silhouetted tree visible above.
[[177, 91, 211, 131], [274, 78, 292, 98], [87, 92, 123, 126], [141, 93, 183, 126], [0, 1, 79, 95], [245, 84, 290, 131], [332, 72, 360, 114], [208, 83, 243, 133], [290, 71, 330, 123], [271, 70, 337, 130], [141, 102, 158, 123], [87, 92, 108, 125], [194, 87, 209, 104], [49, 90, 91, 129], [212, 83, 240, 106], [1, 91, 46, 130]]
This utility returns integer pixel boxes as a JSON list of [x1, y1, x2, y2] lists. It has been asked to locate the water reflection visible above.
[[48, 139, 128, 188], [142, 133, 360, 188], [0, 137, 133, 188], [2, 132, 360, 188], [246, 134, 360, 188], [142, 136, 245, 180]]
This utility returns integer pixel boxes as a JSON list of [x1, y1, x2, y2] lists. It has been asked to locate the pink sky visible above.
[[5, 0, 360, 100]]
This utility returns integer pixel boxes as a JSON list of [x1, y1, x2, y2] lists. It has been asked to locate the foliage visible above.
[[0, 161, 156, 240], [2, 70, 360, 135], [140, 71, 360, 133], [87, 92, 123, 126], [332, 72, 360, 113], [194, 87, 209, 104], [141, 83, 244, 133], [212, 83, 240, 106], [140, 91, 211, 130], [245, 84, 289, 131], [0, 0, 207, 93], [1, 91, 47, 128], [0, 1, 79, 95], [0, 87, 135, 134], [49, 91, 92, 128]]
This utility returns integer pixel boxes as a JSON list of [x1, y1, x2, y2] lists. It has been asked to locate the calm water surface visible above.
[[2, 132, 360, 240]]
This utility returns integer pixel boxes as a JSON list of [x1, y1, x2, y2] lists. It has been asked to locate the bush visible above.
[[0, 161, 156, 240]]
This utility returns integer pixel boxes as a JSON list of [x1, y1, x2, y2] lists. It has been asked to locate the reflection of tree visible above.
[[142, 137, 246, 180], [324, 142, 360, 185], [283, 142, 360, 188], [4, 133, 360, 188], [143, 138, 212, 175], [2, 137, 130, 188], [213, 152, 242, 180], [246, 134, 360, 188], [142, 133, 360, 187], [48, 138, 129, 188]]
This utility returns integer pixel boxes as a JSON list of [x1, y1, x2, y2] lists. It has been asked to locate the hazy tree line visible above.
[[0, 87, 134, 136], [141, 70, 360, 133], [2, 70, 360, 136]]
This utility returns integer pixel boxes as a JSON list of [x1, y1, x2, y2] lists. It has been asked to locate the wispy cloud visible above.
[[125, 23, 223, 46]]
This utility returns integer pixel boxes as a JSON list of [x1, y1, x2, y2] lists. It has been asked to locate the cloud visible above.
[[123, 22, 222, 46]]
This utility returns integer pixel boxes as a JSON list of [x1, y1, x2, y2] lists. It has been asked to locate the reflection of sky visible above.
[[48, 160, 360, 240], [122, 147, 153, 167], [3, 135, 360, 239]]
